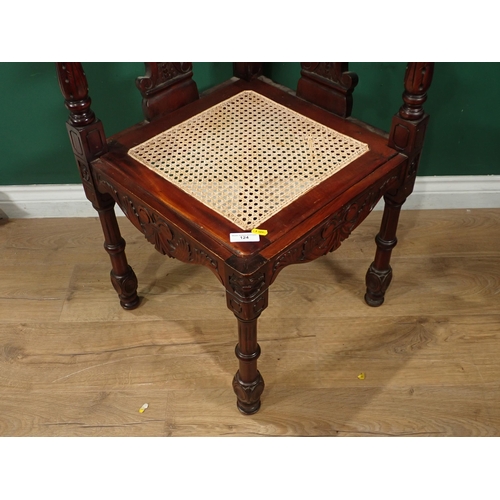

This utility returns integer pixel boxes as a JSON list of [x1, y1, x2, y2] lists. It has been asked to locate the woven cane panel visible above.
[[128, 90, 369, 230]]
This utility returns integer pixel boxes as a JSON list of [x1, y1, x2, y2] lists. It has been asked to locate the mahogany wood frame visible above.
[[56, 62, 434, 414]]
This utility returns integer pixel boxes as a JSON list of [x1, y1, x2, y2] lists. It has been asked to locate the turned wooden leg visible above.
[[367, 62, 434, 305], [95, 201, 140, 310], [365, 194, 404, 307], [225, 271, 268, 413], [232, 316, 265, 415]]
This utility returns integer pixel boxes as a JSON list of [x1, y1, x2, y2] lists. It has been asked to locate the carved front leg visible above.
[[226, 270, 268, 414], [232, 318, 265, 415]]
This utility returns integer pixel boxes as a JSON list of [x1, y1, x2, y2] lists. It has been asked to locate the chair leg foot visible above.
[[110, 267, 140, 310], [233, 370, 265, 415], [365, 263, 393, 307]]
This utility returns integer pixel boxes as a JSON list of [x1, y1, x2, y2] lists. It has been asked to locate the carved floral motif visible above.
[[96, 176, 219, 277], [273, 175, 399, 276], [159, 63, 192, 82], [301, 62, 357, 91], [137, 206, 218, 272], [136, 63, 194, 96]]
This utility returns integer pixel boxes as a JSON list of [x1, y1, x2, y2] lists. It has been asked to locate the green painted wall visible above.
[[1, 62, 499, 186]]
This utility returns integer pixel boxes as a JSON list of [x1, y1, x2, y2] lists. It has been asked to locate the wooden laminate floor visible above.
[[1, 208, 499, 436]]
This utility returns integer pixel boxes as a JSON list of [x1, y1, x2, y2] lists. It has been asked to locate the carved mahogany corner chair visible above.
[[56, 62, 434, 415]]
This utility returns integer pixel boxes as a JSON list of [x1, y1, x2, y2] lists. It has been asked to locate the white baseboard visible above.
[[1, 176, 499, 219], [0, 185, 99, 219], [401, 176, 500, 210]]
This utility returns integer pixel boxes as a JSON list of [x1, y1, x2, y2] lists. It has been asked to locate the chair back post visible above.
[[233, 63, 263, 81], [296, 63, 358, 118], [55, 63, 108, 206], [136, 63, 199, 121], [388, 62, 434, 197]]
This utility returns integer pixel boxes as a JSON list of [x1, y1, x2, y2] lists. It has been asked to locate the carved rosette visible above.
[[79, 161, 91, 183], [408, 153, 420, 179]]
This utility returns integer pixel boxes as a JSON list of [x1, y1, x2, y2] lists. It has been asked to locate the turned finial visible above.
[[56, 63, 96, 127], [399, 63, 434, 121]]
